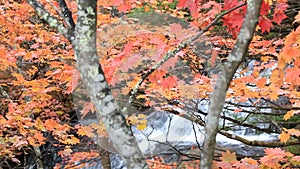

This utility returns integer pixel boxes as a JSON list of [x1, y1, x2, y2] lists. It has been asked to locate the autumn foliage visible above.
[[0, 0, 300, 168]]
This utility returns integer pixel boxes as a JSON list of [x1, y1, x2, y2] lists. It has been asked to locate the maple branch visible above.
[[56, 0, 76, 30], [129, 2, 247, 100], [32, 146, 44, 169], [226, 101, 300, 112], [219, 130, 300, 147], [26, 0, 74, 42], [201, 0, 262, 167]]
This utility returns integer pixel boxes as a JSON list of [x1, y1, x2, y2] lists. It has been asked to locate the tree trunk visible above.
[[200, 0, 262, 168], [73, 0, 148, 168]]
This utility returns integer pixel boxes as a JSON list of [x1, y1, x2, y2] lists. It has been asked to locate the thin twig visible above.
[[130, 2, 247, 101], [27, 0, 74, 42], [56, 0, 76, 29]]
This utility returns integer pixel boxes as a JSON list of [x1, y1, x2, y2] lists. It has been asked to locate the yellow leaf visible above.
[[137, 122, 147, 130], [77, 126, 87, 136], [56, 110, 64, 116], [35, 118, 46, 131], [261, 56, 272, 62], [269, 91, 278, 101], [127, 115, 138, 124], [136, 94, 146, 99], [283, 111, 294, 121], [279, 131, 290, 143], [137, 114, 146, 118], [264, 0, 272, 5], [61, 135, 80, 145]]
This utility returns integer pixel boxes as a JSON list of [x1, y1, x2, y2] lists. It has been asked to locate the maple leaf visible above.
[[170, 23, 183, 36], [287, 128, 300, 137], [60, 135, 80, 145], [58, 147, 73, 157], [35, 118, 46, 131], [150, 36, 165, 46], [235, 157, 259, 169], [217, 161, 233, 169], [148, 69, 167, 83], [279, 131, 290, 143], [260, 0, 271, 16], [161, 75, 178, 89], [117, 4, 132, 12], [177, 0, 187, 8], [137, 122, 147, 130], [120, 53, 142, 72], [269, 91, 278, 101], [291, 156, 300, 163], [273, 12, 287, 25], [257, 78, 266, 88], [264, 148, 289, 159], [179, 84, 199, 99], [177, 0, 198, 15], [80, 102, 95, 119], [283, 110, 294, 121], [44, 119, 59, 131], [264, 0, 272, 5], [241, 157, 258, 165], [259, 17, 273, 33], [30, 43, 39, 49], [294, 11, 300, 24], [281, 47, 300, 64], [33, 132, 46, 145], [77, 126, 87, 137], [273, 2, 288, 25], [220, 150, 237, 162], [286, 67, 300, 88], [260, 155, 280, 168]]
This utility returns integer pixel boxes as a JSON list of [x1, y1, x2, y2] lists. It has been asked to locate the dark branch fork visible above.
[[129, 2, 247, 100], [56, 0, 75, 30]]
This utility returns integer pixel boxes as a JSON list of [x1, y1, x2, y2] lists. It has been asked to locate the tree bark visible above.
[[27, 0, 149, 168], [200, 0, 262, 168], [73, 0, 148, 168]]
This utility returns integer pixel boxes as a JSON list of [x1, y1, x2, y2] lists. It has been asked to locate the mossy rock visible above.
[[127, 11, 190, 28], [284, 144, 300, 155]]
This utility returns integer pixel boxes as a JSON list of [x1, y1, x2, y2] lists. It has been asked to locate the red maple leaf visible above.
[[259, 17, 273, 33], [117, 4, 131, 12], [161, 75, 178, 89], [259, 0, 271, 16], [148, 69, 167, 83], [120, 53, 142, 72], [273, 12, 287, 25], [273, 2, 288, 25], [177, 0, 198, 15]]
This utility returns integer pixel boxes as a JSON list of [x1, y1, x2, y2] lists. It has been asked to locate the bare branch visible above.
[[219, 130, 300, 147], [226, 101, 300, 112], [129, 2, 247, 99], [201, 0, 262, 168], [26, 0, 74, 42], [56, 0, 76, 29]]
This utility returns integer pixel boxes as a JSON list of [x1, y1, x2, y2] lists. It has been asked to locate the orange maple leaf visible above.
[[44, 119, 59, 131], [220, 150, 237, 162], [279, 131, 290, 143], [283, 110, 294, 121]]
